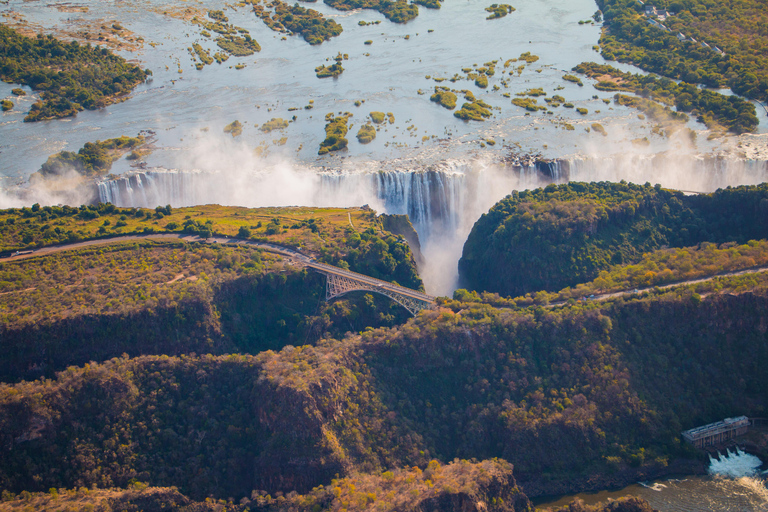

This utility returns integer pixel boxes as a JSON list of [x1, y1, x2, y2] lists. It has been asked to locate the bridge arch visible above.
[[310, 266, 435, 316]]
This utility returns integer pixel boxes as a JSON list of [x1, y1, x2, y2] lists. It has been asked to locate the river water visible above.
[[2, 0, 768, 295], [536, 449, 768, 511], [2, 0, 767, 183]]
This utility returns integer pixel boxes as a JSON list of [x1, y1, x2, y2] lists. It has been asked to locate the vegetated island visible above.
[[459, 181, 768, 297], [36, 135, 146, 179], [485, 3, 515, 19], [0, 25, 150, 121], [243, 0, 343, 44], [596, 0, 768, 103], [260, 117, 289, 132], [318, 112, 352, 154], [356, 123, 376, 143], [323, 0, 419, 23], [454, 96, 493, 121], [572, 62, 758, 134], [224, 120, 243, 137], [188, 10, 260, 69], [1, 200, 768, 506]]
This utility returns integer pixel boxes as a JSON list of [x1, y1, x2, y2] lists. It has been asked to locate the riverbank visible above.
[[524, 457, 707, 500]]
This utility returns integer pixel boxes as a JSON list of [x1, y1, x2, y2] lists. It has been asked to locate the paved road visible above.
[[1, 233, 435, 302], [550, 265, 768, 307]]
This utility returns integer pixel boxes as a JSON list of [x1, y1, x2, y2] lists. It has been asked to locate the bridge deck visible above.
[[307, 261, 435, 303]]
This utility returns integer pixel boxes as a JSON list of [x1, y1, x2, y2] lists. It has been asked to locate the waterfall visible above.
[[95, 155, 768, 295], [564, 154, 768, 192]]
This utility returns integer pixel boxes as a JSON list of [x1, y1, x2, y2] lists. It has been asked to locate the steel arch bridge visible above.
[[308, 262, 436, 316]]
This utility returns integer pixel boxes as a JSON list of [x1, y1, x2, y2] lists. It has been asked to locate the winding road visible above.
[[3, 234, 764, 306], [1, 233, 436, 306]]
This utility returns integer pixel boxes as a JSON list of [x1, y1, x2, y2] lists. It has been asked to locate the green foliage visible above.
[[0, 99, 12, 111], [216, 35, 260, 56], [460, 181, 768, 297], [413, 0, 441, 8], [11, 88, 25, 96], [0, 25, 149, 121], [191, 43, 214, 66], [597, 0, 768, 103], [224, 120, 243, 137], [6, 282, 759, 498], [429, 87, 457, 109], [356, 123, 376, 143], [591, 122, 607, 136], [453, 99, 493, 121], [511, 97, 546, 111], [485, 3, 515, 19], [318, 113, 351, 154], [517, 87, 546, 96], [253, 1, 343, 44], [40, 136, 144, 178], [369, 111, 386, 124], [562, 74, 583, 86], [573, 62, 757, 133], [517, 51, 539, 63], [324, 0, 419, 23], [259, 117, 289, 132], [315, 62, 344, 78]]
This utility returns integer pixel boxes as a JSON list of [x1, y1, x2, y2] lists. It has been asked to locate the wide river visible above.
[[1, 0, 767, 184], [3, 0, 768, 294]]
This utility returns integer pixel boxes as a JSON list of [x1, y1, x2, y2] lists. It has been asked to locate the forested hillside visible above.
[[459, 181, 768, 297], [2, 276, 767, 501], [0, 206, 421, 382], [596, 0, 768, 102]]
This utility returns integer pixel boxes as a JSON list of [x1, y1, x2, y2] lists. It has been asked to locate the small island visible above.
[[0, 25, 150, 121], [38, 135, 145, 178], [318, 113, 351, 154], [485, 3, 514, 20]]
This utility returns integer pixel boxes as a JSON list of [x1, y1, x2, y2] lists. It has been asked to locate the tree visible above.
[[238, 226, 252, 239]]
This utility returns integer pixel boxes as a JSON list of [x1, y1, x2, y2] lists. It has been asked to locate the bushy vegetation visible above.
[[0, 205, 422, 381], [480, 240, 768, 308], [511, 97, 546, 112], [250, 0, 343, 44], [0, 459, 533, 511], [454, 99, 493, 121], [460, 181, 768, 296], [324, 0, 419, 23], [356, 123, 376, 143], [591, 122, 607, 136], [318, 113, 351, 154], [563, 74, 583, 86], [39, 136, 144, 177], [0, 100, 12, 111], [259, 117, 289, 132], [596, 0, 768, 102], [485, 3, 515, 19], [430, 87, 457, 109], [0, 25, 149, 121], [216, 35, 260, 56], [573, 62, 758, 134], [370, 111, 386, 124], [413, 0, 441, 8], [224, 120, 243, 137], [315, 61, 344, 78], [2, 276, 767, 500]]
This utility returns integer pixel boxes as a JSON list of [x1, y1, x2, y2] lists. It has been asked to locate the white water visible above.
[[95, 154, 768, 295], [709, 448, 764, 479], [538, 450, 768, 511]]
